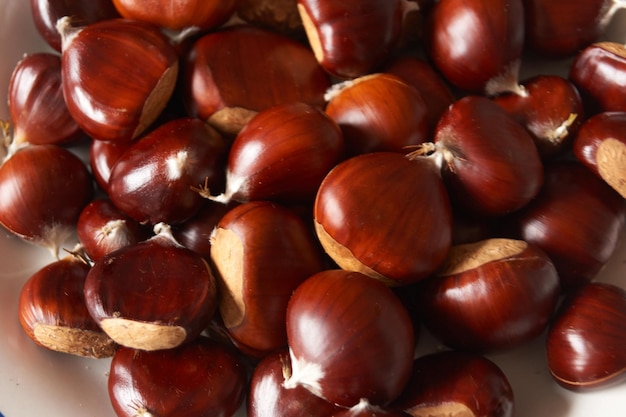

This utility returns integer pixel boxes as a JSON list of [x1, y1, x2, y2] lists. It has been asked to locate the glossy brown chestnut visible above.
[[59, 17, 179, 142], [0, 144, 93, 257], [492, 74, 585, 158], [324, 73, 429, 156], [201, 102, 344, 204], [570, 42, 626, 114], [284, 269, 415, 407], [523, 0, 617, 57], [247, 348, 343, 417], [108, 117, 227, 225], [7, 52, 82, 149], [573, 111, 626, 198], [83, 224, 218, 351], [18, 252, 116, 358], [30, 0, 121, 52], [108, 336, 247, 417], [413, 238, 560, 352], [313, 151, 452, 286], [182, 25, 330, 136], [516, 160, 626, 292], [547, 282, 626, 390], [424, 0, 525, 95], [296, 0, 405, 78], [392, 350, 514, 417], [112, 0, 237, 31], [383, 55, 456, 132], [420, 95, 544, 217], [210, 200, 326, 358], [76, 198, 150, 262]]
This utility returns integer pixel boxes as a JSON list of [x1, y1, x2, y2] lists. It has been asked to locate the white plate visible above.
[[1, 2, 626, 417]]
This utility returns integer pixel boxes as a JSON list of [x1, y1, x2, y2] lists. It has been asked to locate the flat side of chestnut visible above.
[[100, 318, 187, 351], [32, 325, 116, 358]]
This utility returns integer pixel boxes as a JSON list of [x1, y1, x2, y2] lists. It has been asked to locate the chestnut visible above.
[[18, 251, 116, 358], [547, 282, 626, 391], [210, 200, 326, 357], [392, 350, 514, 417], [237, 0, 304, 38], [516, 160, 626, 292], [83, 224, 218, 351], [573, 111, 626, 198], [7, 52, 83, 150], [296, 0, 405, 78], [423, 0, 525, 95], [284, 269, 415, 408], [492, 74, 585, 158], [108, 117, 227, 225], [413, 238, 560, 352], [313, 151, 452, 286], [324, 73, 429, 156], [59, 17, 179, 142], [181, 25, 330, 136], [108, 336, 247, 417], [569, 41, 626, 114], [247, 348, 342, 417]]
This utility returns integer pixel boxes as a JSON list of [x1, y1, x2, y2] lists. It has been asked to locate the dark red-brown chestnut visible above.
[[547, 282, 626, 391], [200, 102, 344, 204], [108, 117, 227, 225], [284, 269, 415, 407], [247, 348, 343, 417], [182, 25, 330, 136], [573, 111, 626, 198], [0, 144, 93, 257], [516, 160, 625, 292], [58, 17, 179, 142], [492, 74, 585, 158], [210, 201, 326, 358], [392, 350, 514, 417], [83, 224, 217, 351], [314, 151, 452, 286], [18, 252, 116, 358], [7, 52, 83, 150], [413, 238, 560, 352], [424, 0, 525, 95], [296, 0, 405, 78], [416, 95, 544, 217], [108, 336, 247, 417], [77, 198, 150, 262]]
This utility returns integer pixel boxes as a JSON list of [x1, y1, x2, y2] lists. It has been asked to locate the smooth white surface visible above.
[[0, 2, 626, 417]]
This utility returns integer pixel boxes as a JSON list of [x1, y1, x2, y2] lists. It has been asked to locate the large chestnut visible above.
[[83, 224, 218, 351], [210, 200, 326, 357], [547, 282, 626, 391], [284, 269, 415, 408], [573, 111, 626, 198], [59, 17, 179, 142], [413, 238, 560, 352], [516, 160, 626, 292], [313, 151, 452, 286], [417, 95, 544, 217], [108, 336, 247, 417], [392, 350, 514, 417]]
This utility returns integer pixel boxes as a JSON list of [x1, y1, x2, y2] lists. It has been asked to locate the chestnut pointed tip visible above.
[[55, 16, 82, 51]]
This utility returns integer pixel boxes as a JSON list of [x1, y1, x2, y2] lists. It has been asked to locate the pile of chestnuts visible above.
[[2, 0, 626, 416]]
